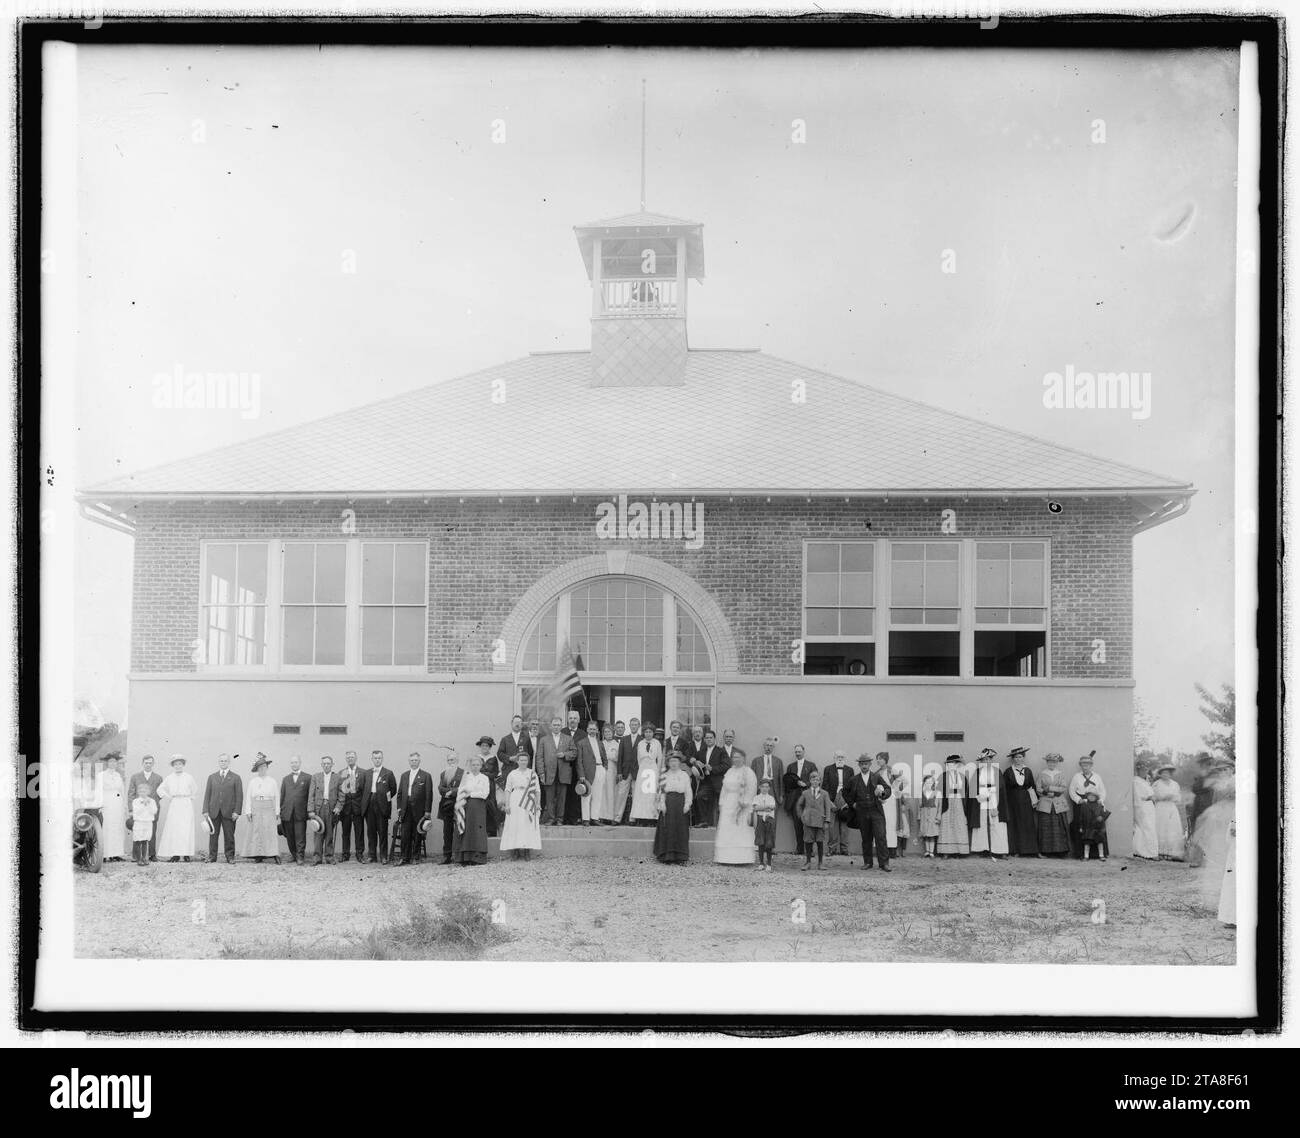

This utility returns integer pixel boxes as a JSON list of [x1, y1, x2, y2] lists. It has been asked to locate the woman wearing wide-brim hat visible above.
[[244, 754, 281, 864]]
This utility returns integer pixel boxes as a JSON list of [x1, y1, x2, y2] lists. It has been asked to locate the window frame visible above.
[[196, 538, 429, 675], [801, 537, 1052, 680]]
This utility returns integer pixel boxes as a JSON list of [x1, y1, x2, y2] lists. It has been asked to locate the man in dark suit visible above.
[[201, 751, 243, 863], [279, 755, 312, 865], [497, 714, 533, 779], [821, 748, 857, 856], [435, 751, 463, 865], [358, 748, 397, 864], [126, 754, 164, 862], [396, 751, 435, 865], [336, 749, 364, 862], [843, 752, 893, 871], [750, 739, 785, 835], [562, 709, 584, 824], [536, 715, 576, 826], [308, 754, 342, 865], [783, 744, 817, 854], [664, 719, 688, 763], [696, 729, 728, 828], [615, 716, 641, 824], [574, 721, 602, 826]]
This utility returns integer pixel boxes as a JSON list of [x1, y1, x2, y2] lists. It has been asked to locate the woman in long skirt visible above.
[[714, 749, 758, 865], [156, 755, 197, 862], [453, 754, 491, 866], [100, 755, 127, 861], [918, 773, 941, 858], [596, 725, 619, 823], [654, 752, 693, 864], [245, 755, 281, 863], [629, 722, 664, 825], [1151, 763, 1186, 860], [1001, 747, 1039, 856], [936, 755, 970, 857], [1131, 765, 1159, 859], [499, 752, 542, 860], [1034, 753, 1072, 856], [967, 749, 1008, 858]]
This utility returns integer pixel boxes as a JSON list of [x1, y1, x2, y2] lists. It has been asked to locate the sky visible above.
[[66, 43, 1243, 749]]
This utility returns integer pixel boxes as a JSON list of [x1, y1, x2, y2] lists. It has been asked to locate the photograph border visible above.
[[15, 11, 1283, 1035]]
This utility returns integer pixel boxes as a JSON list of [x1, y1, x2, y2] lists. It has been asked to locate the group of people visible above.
[[79, 713, 1128, 874]]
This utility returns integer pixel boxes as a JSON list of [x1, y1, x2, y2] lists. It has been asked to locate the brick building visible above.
[[79, 207, 1193, 855]]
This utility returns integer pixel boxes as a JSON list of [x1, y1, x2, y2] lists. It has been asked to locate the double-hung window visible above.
[[888, 542, 961, 676], [802, 541, 876, 675]]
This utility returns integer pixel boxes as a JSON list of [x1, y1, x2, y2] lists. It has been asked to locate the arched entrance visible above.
[[514, 574, 717, 735]]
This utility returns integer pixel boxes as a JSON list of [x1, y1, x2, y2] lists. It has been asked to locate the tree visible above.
[[1194, 682, 1235, 766]]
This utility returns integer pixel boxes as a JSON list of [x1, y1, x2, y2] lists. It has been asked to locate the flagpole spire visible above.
[[640, 78, 647, 212]]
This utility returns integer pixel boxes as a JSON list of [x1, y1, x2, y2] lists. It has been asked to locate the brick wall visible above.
[[126, 496, 1134, 678]]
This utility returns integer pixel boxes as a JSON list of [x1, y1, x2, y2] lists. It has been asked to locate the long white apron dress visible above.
[[499, 767, 542, 852], [101, 768, 127, 859], [156, 771, 198, 857], [1131, 776, 1159, 859], [968, 762, 1009, 855], [629, 738, 664, 821], [1152, 777, 1186, 859], [596, 739, 619, 821], [714, 765, 758, 864]]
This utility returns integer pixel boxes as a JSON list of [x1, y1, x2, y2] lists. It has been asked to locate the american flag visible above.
[[542, 638, 586, 712]]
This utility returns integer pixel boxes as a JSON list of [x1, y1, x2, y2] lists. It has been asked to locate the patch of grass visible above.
[[219, 889, 514, 960]]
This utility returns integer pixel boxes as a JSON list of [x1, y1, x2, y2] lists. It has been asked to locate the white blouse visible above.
[[247, 774, 277, 802]]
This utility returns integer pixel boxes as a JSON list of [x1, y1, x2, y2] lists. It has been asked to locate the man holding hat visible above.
[[336, 750, 364, 862], [202, 752, 243, 864], [396, 750, 436, 864], [126, 754, 163, 862], [279, 755, 312, 865], [308, 755, 341, 865], [843, 752, 893, 871]]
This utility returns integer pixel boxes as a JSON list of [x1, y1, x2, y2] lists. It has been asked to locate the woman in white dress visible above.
[[1151, 763, 1186, 860], [156, 754, 197, 861], [967, 748, 1008, 858], [714, 748, 758, 865], [596, 724, 619, 823], [244, 755, 281, 863], [885, 764, 911, 857], [100, 754, 127, 861], [629, 722, 664, 825], [499, 751, 542, 859], [1131, 765, 1159, 859]]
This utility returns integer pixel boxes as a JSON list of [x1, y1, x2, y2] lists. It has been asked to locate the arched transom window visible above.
[[519, 577, 713, 677]]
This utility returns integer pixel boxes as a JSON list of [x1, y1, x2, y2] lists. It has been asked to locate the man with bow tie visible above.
[[750, 739, 785, 846], [201, 752, 243, 864], [279, 755, 312, 866], [821, 749, 856, 857]]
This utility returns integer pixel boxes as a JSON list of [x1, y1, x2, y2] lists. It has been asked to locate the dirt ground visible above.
[[73, 848, 1236, 964]]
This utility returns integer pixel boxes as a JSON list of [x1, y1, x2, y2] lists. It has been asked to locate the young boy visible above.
[[797, 771, 834, 871], [752, 778, 778, 871], [130, 789, 158, 866]]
